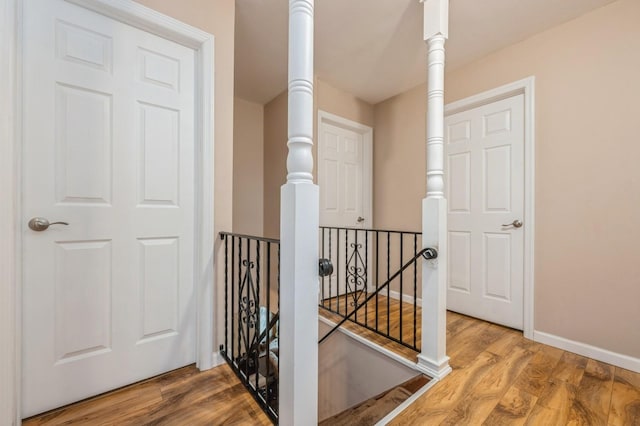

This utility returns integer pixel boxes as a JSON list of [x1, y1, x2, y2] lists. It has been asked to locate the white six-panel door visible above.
[[22, 0, 196, 416], [445, 94, 525, 330], [319, 122, 366, 228], [318, 117, 371, 299]]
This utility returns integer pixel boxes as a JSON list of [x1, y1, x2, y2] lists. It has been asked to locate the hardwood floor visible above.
[[391, 311, 640, 425], [23, 364, 272, 426], [319, 293, 422, 359], [24, 302, 640, 425]]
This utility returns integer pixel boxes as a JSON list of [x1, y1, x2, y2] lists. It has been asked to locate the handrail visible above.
[[219, 231, 280, 244], [318, 246, 436, 344], [319, 225, 421, 235]]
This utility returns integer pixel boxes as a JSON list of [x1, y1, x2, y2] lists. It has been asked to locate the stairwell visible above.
[[319, 375, 429, 426]]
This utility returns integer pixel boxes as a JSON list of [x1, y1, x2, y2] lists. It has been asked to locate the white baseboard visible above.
[[533, 330, 640, 373], [378, 289, 423, 308], [211, 351, 225, 368]]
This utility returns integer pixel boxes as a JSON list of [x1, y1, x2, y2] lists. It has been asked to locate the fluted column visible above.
[[418, 0, 452, 380], [279, 0, 319, 424]]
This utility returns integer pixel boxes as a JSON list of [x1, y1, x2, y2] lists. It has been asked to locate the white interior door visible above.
[[319, 121, 367, 228], [22, 0, 196, 416], [318, 114, 372, 300], [445, 94, 525, 330]]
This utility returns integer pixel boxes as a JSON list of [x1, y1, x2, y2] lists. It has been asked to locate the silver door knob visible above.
[[502, 219, 523, 228], [28, 217, 69, 232], [357, 216, 365, 223]]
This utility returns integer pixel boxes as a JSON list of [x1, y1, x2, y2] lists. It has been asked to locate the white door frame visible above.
[[444, 76, 535, 340], [0, 0, 215, 423], [317, 110, 373, 229]]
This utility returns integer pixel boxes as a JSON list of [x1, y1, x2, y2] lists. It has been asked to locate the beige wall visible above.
[[263, 91, 288, 239], [316, 79, 375, 127], [133, 0, 235, 350], [233, 98, 264, 235], [374, 0, 640, 358], [373, 86, 426, 231], [263, 80, 375, 238]]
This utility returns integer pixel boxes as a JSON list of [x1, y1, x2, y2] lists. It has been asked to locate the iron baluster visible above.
[[386, 232, 390, 335], [413, 234, 418, 349], [364, 230, 368, 326], [231, 236, 236, 361], [400, 233, 403, 344], [224, 234, 229, 359], [266, 241, 271, 409], [375, 231, 379, 331]]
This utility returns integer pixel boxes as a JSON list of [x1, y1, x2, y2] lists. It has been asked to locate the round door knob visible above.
[[28, 217, 69, 232]]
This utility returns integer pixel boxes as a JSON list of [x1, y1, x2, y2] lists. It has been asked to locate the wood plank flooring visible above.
[[320, 293, 422, 356], [24, 301, 640, 425], [391, 311, 640, 426], [23, 364, 272, 426]]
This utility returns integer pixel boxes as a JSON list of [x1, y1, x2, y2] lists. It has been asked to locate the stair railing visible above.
[[318, 246, 437, 346], [219, 232, 280, 423]]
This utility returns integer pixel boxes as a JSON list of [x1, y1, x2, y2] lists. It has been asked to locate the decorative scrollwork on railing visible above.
[[346, 242, 367, 307], [238, 259, 259, 355]]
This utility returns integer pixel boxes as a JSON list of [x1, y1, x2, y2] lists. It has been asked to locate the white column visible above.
[[279, 0, 318, 425], [417, 0, 452, 380]]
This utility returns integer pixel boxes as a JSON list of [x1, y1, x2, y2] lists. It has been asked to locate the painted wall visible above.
[[263, 90, 288, 239], [263, 80, 375, 238], [373, 0, 640, 359], [374, 86, 426, 232], [316, 79, 375, 128], [318, 319, 418, 421], [233, 97, 264, 236], [133, 0, 235, 353]]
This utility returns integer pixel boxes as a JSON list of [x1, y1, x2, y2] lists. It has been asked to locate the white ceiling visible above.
[[235, 0, 617, 105]]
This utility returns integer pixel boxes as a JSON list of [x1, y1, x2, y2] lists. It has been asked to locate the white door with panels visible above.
[[445, 94, 525, 330], [22, 0, 197, 416], [318, 114, 372, 300]]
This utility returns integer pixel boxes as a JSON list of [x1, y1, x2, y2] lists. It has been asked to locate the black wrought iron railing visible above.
[[318, 227, 425, 352], [218, 227, 431, 422], [219, 232, 280, 423]]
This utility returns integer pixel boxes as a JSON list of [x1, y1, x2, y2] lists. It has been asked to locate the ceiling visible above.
[[235, 0, 617, 105]]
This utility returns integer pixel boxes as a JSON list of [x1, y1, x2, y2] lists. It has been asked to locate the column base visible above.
[[417, 353, 452, 380]]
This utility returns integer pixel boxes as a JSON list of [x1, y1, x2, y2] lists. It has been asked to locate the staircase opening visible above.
[[319, 375, 429, 426], [218, 228, 434, 424]]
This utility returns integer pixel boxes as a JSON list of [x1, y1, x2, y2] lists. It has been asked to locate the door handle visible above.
[[357, 216, 365, 223], [502, 219, 523, 228], [28, 217, 69, 232]]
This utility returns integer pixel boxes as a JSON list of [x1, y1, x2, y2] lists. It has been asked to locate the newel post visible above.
[[417, 0, 452, 380], [279, 0, 319, 425]]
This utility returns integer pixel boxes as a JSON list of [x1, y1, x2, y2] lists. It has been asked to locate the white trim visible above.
[[375, 377, 440, 426], [444, 76, 536, 340], [211, 351, 225, 368], [1, 0, 20, 423], [533, 331, 640, 373], [317, 110, 374, 229], [379, 289, 423, 308], [4, 1, 215, 422]]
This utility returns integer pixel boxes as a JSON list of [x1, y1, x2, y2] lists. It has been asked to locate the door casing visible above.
[[0, 0, 215, 423], [444, 77, 536, 340]]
